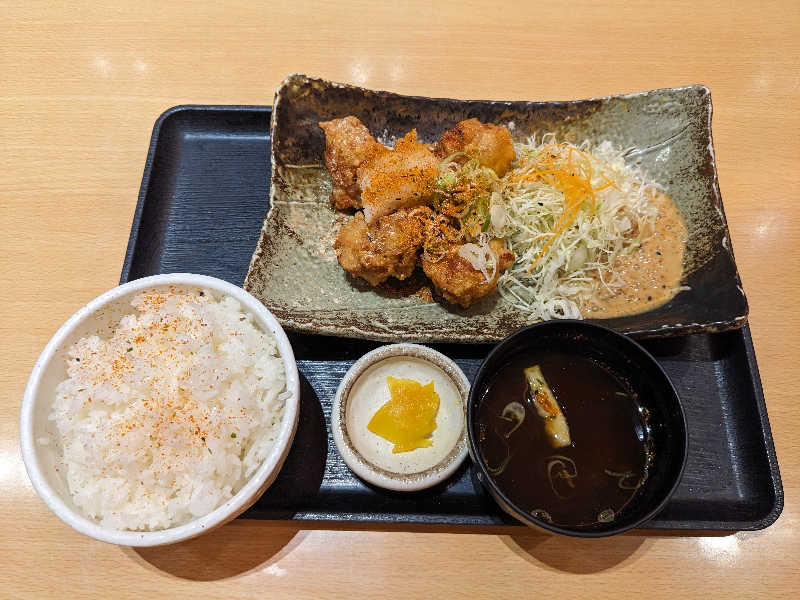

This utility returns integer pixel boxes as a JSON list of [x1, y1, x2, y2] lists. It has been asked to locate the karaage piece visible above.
[[334, 206, 433, 286], [434, 118, 516, 177], [358, 130, 440, 224], [422, 238, 514, 308], [319, 116, 387, 210]]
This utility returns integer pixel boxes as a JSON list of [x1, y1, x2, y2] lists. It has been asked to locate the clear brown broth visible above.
[[477, 351, 649, 527]]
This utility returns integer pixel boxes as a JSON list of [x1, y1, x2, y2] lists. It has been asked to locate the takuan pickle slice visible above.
[[367, 376, 440, 453]]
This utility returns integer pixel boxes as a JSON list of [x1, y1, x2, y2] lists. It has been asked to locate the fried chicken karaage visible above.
[[358, 130, 439, 224], [320, 115, 516, 308], [334, 206, 433, 286], [434, 118, 516, 177], [421, 238, 514, 308], [319, 116, 387, 210]]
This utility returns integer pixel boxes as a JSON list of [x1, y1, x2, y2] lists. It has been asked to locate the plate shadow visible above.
[[129, 523, 305, 581]]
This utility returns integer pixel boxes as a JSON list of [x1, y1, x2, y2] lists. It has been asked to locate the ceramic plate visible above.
[[244, 74, 748, 343]]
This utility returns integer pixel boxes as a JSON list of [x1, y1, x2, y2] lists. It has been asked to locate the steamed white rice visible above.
[[49, 287, 287, 531]]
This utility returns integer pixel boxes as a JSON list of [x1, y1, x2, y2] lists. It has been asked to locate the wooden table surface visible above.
[[2, 1, 798, 597]]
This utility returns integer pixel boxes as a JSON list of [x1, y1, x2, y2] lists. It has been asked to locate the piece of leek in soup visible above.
[[476, 351, 652, 527]]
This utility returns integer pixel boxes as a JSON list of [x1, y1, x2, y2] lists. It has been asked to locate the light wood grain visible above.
[[2, 1, 799, 597]]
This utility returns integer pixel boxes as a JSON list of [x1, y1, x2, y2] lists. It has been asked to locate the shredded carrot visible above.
[[519, 144, 618, 273]]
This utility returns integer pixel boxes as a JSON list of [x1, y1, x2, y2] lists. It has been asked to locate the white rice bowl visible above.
[[20, 274, 300, 546]]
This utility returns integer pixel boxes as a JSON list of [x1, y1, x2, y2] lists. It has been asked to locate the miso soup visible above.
[[476, 351, 651, 527]]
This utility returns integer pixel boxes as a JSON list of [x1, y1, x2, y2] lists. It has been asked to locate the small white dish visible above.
[[19, 273, 300, 546], [331, 343, 470, 492]]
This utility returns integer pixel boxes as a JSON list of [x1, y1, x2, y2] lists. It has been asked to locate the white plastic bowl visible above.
[[19, 274, 300, 546]]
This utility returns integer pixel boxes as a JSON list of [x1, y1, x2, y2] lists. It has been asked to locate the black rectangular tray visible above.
[[122, 105, 783, 530]]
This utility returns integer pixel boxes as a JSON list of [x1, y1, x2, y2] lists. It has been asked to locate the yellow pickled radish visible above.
[[367, 376, 440, 453]]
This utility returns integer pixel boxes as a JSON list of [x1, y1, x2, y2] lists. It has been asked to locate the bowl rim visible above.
[[19, 273, 300, 546], [466, 319, 688, 537], [331, 343, 470, 492]]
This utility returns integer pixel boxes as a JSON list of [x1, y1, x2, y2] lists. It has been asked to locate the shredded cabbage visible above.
[[497, 134, 660, 321]]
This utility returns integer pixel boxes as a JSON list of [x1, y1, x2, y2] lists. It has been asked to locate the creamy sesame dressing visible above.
[[583, 191, 687, 317]]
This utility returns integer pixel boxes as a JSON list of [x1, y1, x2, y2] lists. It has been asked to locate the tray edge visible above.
[[121, 104, 273, 286], [739, 324, 784, 529]]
